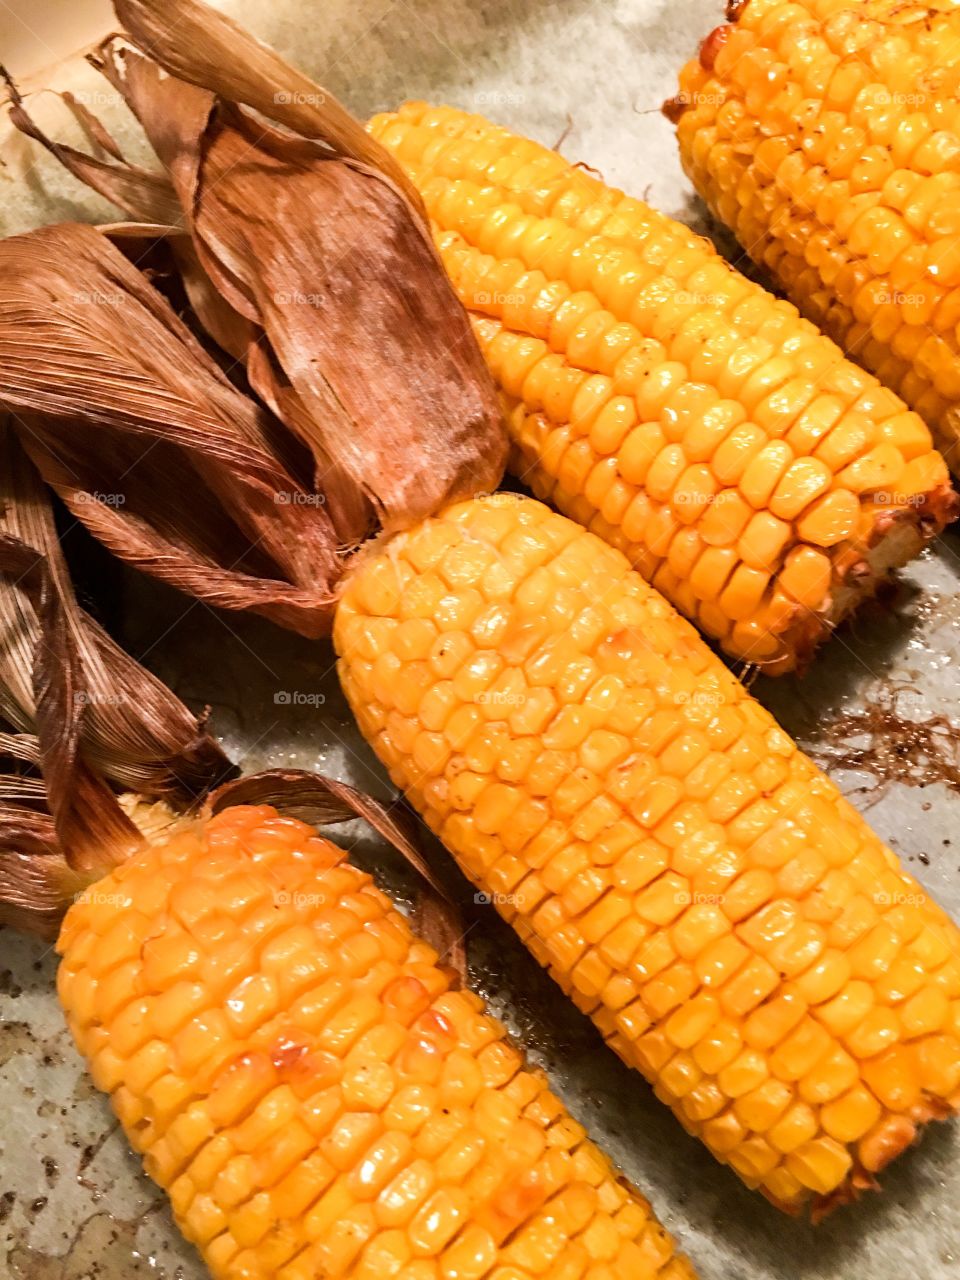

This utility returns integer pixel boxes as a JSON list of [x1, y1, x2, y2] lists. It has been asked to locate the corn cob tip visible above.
[[772, 477, 959, 675]]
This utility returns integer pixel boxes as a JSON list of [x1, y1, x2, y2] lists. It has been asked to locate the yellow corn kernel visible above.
[[673, 0, 960, 473], [795, 489, 860, 547], [767, 1102, 818, 1156], [778, 546, 832, 610], [786, 1138, 853, 1196], [820, 1086, 883, 1145]]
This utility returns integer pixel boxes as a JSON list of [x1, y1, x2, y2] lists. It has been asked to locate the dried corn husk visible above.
[[0, 223, 342, 635], [0, 453, 459, 946], [0, 0, 498, 958], [0, 797, 85, 938], [0, 418, 232, 798], [0, 420, 233, 924], [7, 0, 507, 541], [5, 73, 182, 226]]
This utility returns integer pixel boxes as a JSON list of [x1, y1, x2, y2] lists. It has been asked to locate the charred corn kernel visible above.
[[371, 103, 955, 674], [673, 0, 960, 474], [57, 805, 692, 1279], [336, 493, 960, 1214]]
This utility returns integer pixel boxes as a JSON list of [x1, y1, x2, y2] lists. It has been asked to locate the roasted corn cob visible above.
[[672, 0, 960, 475], [368, 102, 957, 674], [58, 802, 693, 1279], [335, 492, 960, 1214]]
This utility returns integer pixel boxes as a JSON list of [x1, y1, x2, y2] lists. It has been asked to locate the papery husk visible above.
[[0, 416, 240, 887], [111, 0, 420, 206], [0, 526, 145, 873], [113, 56, 506, 537], [0, 797, 88, 938], [0, 432, 461, 942], [0, 223, 343, 636], [411, 892, 469, 990], [6, 67, 264, 384], [60, 90, 129, 162], [0, 0, 502, 960], [4, 759, 469, 953], [7, 0, 509, 541], [83, 44, 266, 364], [3, 70, 182, 226], [0, 418, 232, 800]]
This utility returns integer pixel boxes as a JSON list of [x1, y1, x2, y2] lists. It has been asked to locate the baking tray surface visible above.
[[0, 2, 958, 1276]]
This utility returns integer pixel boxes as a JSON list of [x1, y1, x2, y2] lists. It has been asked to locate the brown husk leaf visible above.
[[111, 0, 419, 204], [7, 0, 508, 542], [0, 526, 144, 872], [0, 418, 233, 801], [81, 45, 266, 374], [0, 801, 86, 939], [126, 74, 506, 537], [7, 103, 181, 226], [0, 223, 343, 636], [411, 893, 468, 988], [0, 0, 504, 956], [0, 417, 235, 928]]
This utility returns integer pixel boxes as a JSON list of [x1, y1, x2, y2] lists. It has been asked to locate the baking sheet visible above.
[[1, 1, 959, 1276]]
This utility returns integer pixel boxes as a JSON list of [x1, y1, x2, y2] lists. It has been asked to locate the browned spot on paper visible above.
[[807, 690, 960, 802]]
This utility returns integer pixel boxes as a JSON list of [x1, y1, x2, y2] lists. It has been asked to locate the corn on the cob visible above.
[[335, 492, 960, 1214], [672, 0, 960, 475], [58, 802, 693, 1279], [368, 102, 956, 674]]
